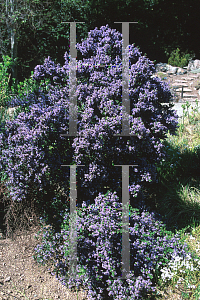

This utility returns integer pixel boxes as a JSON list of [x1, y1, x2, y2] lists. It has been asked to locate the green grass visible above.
[[156, 72, 167, 80], [143, 100, 200, 299]]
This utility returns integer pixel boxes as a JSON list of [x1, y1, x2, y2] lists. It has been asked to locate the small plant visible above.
[[181, 102, 190, 125], [189, 99, 199, 125], [7, 71, 41, 107], [0, 55, 38, 110], [167, 48, 195, 68], [181, 100, 200, 128], [185, 101, 191, 121]]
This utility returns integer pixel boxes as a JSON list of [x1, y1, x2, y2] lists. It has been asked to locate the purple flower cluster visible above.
[[0, 98, 72, 203], [71, 25, 179, 201], [33, 191, 189, 299]]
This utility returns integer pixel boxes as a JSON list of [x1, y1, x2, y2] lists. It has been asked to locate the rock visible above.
[[6, 106, 20, 118], [194, 60, 200, 69], [187, 59, 200, 71], [167, 64, 178, 75], [153, 60, 200, 104], [195, 82, 200, 90], [150, 74, 157, 79], [177, 67, 187, 75], [155, 63, 183, 75], [155, 59, 200, 75], [4, 276, 11, 282], [1, 106, 20, 122], [155, 62, 168, 72], [190, 68, 200, 74]]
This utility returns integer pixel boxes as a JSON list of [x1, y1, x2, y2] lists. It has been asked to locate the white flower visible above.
[[177, 277, 184, 283], [160, 267, 174, 281], [187, 284, 196, 289]]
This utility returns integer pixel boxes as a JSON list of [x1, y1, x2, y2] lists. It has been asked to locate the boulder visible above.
[[195, 82, 200, 90], [155, 63, 168, 72], [167, 64, 178, 75], [187, 59, 200, 71], [155, 59, 200, 75], [177, 67, 187, 75]]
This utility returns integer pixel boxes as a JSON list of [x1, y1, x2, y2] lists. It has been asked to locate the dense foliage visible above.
[[1, 24, 178, 213], [0, 55, 13, 107], [0, 0, 199, 83], [34, 191, 190, 299], [167, 48, 194, 68]]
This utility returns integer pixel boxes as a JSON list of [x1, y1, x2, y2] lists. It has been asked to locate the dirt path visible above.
[[0, 225, 88, 300], [159, 71, 200, 102]]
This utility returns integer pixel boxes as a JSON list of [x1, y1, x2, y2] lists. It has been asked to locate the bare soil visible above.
[[0, 225, 88, 300]]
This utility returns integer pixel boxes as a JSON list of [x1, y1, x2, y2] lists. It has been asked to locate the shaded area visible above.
[[142, 138, 200, 233]]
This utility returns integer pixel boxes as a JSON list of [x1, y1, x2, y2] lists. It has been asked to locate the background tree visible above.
[[0, 0, 40, 84], [0, 0, 199, 86]]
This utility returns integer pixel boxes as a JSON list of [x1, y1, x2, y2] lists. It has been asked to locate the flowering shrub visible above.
[[0, 23, 194, 298], [0, 96, 73, 227], [0, 71, 73, 227], [70, 25, 179, 203], [33, 191, 190, 299], [0, 25, 179, 210]]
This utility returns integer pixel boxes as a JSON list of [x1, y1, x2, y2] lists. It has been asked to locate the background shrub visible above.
[[0, 55, 40, 110], [167, 48, 195, 68]]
